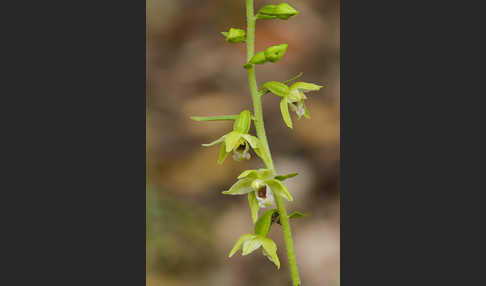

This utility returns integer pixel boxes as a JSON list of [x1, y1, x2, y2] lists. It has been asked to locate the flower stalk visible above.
[[245, 0, 300, 284]]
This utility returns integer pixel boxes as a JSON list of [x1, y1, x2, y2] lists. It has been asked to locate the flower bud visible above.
[[233, 110, 251, 133], [264, 44, 288, 63], [221, 28, 246, 43], [248, 51, 268, 65], [257, 3, 299, 20]]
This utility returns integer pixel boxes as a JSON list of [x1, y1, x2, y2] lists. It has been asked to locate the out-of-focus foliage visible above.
[[147, 185, 216, 275]]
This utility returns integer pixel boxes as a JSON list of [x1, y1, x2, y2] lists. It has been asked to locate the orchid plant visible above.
[[191, 2, 322, 285]]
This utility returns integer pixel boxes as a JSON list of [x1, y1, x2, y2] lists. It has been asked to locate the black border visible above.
[[3, 0, 147, 284], [342, 1, 485, 285]]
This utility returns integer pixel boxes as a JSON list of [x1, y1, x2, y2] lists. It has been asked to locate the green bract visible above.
[[228, 233, 280, 269], [190, 114, 240, 122], [202, 110, 263, 164], [288, 211, 309, 219], [264, 81, 323, 128], [254, 209, 278, 236], [257, 3, 299, 20], [222, 168, 294, 223], [221, 28, 246, 43]]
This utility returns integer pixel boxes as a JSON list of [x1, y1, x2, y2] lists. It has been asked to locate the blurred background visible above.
[[147, 0, 339, 285]]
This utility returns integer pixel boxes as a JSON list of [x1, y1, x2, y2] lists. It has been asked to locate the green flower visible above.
[[256, 3, 299, 20], [228, 233, 280, 269], [202, 110, 263, 164], [222, 169, 294, 223], [262, 81, 323, 128], [221, 28, 246, 43], [247, 44, 288, 66]]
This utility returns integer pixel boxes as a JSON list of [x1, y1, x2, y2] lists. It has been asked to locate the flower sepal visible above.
[[262, 81, 290, 97]]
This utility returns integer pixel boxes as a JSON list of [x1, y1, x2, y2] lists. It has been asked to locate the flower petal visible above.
[[238, 169, 259, 180], [248, 192, 259, 223], [257, 169, 274, 180], [238, 168, 273, 180], [242, 236, 263, 256], [302, 101, 311, 119], [222, 178, 253, 195], [261, 237, 280, 269], [253, 146, 268, 163], [233, 110, 252, 134], [280, 98, 293, 129], [287, 88, 302, 102], [262, 81, 290, 97], [228, 234, 253, 258], [265, 179, 294, 202], [290, 81, 323, 92], [224, 131, 242, 153], [201, 135, 225, 147], [217, 142, 229, 164]]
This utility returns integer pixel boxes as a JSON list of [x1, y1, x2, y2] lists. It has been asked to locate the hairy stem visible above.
[[245, 1, 300, 285]]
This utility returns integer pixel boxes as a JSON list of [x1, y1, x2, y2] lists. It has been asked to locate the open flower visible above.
[[202, 110, 263, 164], [262, 81, 323, 128], [281, 82, 322, 128], [222, 169, 294, 223], [228, 233, 280, 269]]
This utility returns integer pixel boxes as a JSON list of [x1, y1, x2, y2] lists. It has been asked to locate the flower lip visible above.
[[236, 144, 246, 152], [255, 185, 275, 208], [257, 186, 267, 199], [232, 142, 251, 161]]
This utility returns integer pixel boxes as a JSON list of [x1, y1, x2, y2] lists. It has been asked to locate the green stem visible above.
[[245, 1, 300, 285], [275, 193, 301, 286]]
